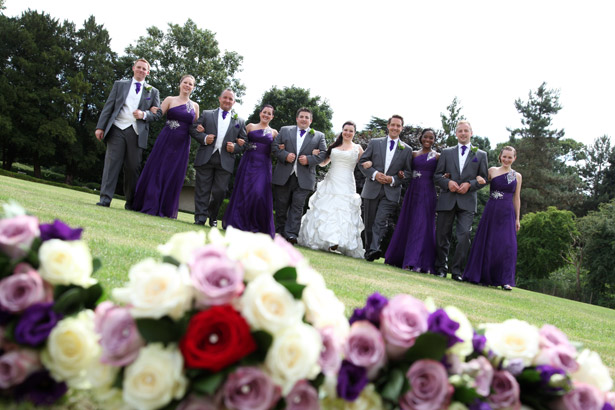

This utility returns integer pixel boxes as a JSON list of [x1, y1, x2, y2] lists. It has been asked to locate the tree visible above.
[[578, 135, 613, 214], [440, 97, 466, 146], [247, 86, 333, 135]]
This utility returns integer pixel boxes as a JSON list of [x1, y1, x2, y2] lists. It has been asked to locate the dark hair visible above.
[[326, 121, 357, 158], [296, 107, 312, 118], [220, 88, 235, 98], [260, 104, 275, 114], [388, 114, 404, 126], [419, 128, 436, 144]]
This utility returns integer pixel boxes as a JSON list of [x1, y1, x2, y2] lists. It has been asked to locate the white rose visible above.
[[445, 306, 474, 359], [571, 349, 614, 392], [481, 319, 540, 366], [123, 343, 187, 410], [347, 383, 385, 410], [112, 259, 193, 320], [157, 231, 206, 264], [38, 239, 96, 287], [224, 227, 289, 280], [41, 310, 100, 388], [265, 322, 322, 394], [296, 264, 327, 288], [85, 357, 123, 404], [303, 283, 348, 338], [240, 274, 304, 334]]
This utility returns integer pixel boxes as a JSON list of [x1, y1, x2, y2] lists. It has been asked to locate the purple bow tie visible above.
[[389, 139, 395, 151], [299, 129, 306, 137], [135, 83, 141, 94], [461, 145, 468, 156]]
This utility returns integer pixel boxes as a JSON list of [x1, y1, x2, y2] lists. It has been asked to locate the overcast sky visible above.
[[7, 0, 615, 146]]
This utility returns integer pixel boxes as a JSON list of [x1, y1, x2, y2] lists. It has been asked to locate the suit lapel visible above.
[[288, 126, 298, 153], [380, 138, 388, 169], [453, 146, 461, 175], [212, 108, 220, 131], [120, 80, 131, 103], [299, 129, 313, 155], [462, 149, 475, 173]]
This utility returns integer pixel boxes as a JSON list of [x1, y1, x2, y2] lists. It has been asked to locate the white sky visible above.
[[7, 0, 615, 146]]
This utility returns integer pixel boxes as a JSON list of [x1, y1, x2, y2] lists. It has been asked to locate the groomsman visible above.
[[95, 58, 161, 209], [191, 89, 246, 227], [359, 115, 413, 261], [272, 108, 327, 243], [433, 120, 488, 280]]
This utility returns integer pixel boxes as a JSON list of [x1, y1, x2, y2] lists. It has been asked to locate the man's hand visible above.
[[312, 148, 320, 156], [375, 173, 392, 185], [205, 134, 215, 145], [362, 161, 373, 169], [298, 155, 308, 166], [448, 180, 460, 192], [237, 138, 245, 147], [476, 176, 486, 185], [95, 129, 104, 141], [226, 142, 234, 153], [286, 153, 296, 163], [196, 124, 205, 133], [457, 182, 471, 194], [132, 109, 144, 119], [150, 106, 159, 114], [278, 144, 285, 150]]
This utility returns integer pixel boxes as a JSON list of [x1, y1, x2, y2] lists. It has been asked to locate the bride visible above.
[[298, 121, 365, 258]]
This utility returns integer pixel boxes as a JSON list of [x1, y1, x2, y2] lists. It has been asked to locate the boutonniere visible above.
[[144, 85, 152, 92], [397, 140, 405, 150], [232, 112, 238, 121], [309, 128, 315, 135], [471, 146, 478, 154]]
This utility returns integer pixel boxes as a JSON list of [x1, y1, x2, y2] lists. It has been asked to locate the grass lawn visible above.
[[2, 175, 614, 377]]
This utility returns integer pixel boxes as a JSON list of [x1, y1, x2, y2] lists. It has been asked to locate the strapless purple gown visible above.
[[463, 171, 518, 286], [133, 103, 194, 218], [223, 129, 275, 237], [385, 151, 437, 273]]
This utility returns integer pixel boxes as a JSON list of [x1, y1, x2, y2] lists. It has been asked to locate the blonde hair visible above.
[[456, 120, 472, 131], [134, 58, 150, 70]]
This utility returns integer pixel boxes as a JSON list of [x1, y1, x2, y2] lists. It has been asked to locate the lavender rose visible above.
[[39, 219, 82, 241], [0, 215, 39, 260], [336, 360, 369, 401], [222, 366, 281, 410], [94, 301, 144, 366], [188, 245, 244, 307], [14, 302, 62, 346], [286, 380, 319, 410], [0, 267, 48, 313], [0, 349, 41, 388], [399, 359, 453, 410], [380, 294, 429, 359], [176, 394, 218, 410], [274, 235, 304, 266], [554, 382, 605, 410], [534, 344, 579, 374], [460, 356, 494, 396], [488, 370, 521, 410], [539, 324, 576, 354], [344, 321, 386, 379], [319, 326, 343, 376], [428, 308, 463, 347]]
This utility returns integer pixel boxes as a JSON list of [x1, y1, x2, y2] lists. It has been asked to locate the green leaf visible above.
[[192, 372, 225, 395], [518, 368, 542, 383], [112, 367, 125, 389], [0, 253, 12, 279], [92, 257, 102, 273], [402, 332, 448, 363], [309, 372, 325, 390], [136, 317, 182, 344], [273, 267, 297, 282], [452, 385, 481, 404], [279, 281, 306, 300], [162, 255, 180, 267], [380, 367, 405, 402], [53, 287, 85, 316], [83, 283, 103, 309], [249, 330, 273, 362]]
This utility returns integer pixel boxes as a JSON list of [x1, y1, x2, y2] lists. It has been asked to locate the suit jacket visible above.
[[190, 108, 246, 173], [434, 146, 488, 212], [359, 137, 413, 202], [96, 79, 162, 149], [272, 125, 327, 190]]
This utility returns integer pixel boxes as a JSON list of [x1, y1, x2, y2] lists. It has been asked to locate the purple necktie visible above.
[[300, 129, 306, 137], [222, 111, 229, 119], [461, 145, 468, 156], [135, 83, 141, 94], [389, 139, 395, 151]]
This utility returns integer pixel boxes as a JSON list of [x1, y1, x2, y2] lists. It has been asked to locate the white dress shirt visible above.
[[458, 143, 471, 171], [214, 109, 231, 153], [293, 127, 308, 175], [113, 79, 145, 134]]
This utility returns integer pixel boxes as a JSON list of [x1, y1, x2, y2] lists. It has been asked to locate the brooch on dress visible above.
[[506, 170, 516, 184], [427, 151, 437, 161], [412, 171, 422, 179], [491, 191, 504, 200], [166, 120, 180, 129]]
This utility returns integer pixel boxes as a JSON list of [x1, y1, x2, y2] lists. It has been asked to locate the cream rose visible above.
[[445, 306, 474, 359], [123, 343, 187, 410], [482, 319, 540, 366], [38, 239, 96, 288], [157, 231, 206, 264], [571, 349, 614, 392], [240, 274, 304, 334], [85, 356, 122, 404], [265, 322, 322, 394], [302, 283, 346, 330], [347, 383, 385, 410], [41, 310, 100, 388], [112, 259, 193, 320]]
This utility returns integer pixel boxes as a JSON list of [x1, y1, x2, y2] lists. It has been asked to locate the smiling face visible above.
[[420, 130, 435, 149], [179, 76, 195, 95], [387, 118, 403, 139], [456, 122, 473, 145], [296, 110, 312, 130], [132, 60, 150, 82], [219, 90, 235, 112], [259, 107, 274, 124], [342, 124, 356, 142], [499, 148, 517, 166]]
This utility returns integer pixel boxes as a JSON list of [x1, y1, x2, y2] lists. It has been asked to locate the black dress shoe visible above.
[[432, 271, 447, 278], [286, 237, 298, 245], [96, 201, 110, 207], [452, 274, 463, 282], [365, 250, 381, 262], [209, 220, 218, 228], [124, 204, 133, 211], [194, 221, 205, 226]]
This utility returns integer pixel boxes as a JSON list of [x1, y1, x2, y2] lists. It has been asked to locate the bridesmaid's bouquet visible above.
[[324, 292, 615, 410], [0, 202, 103, 406], [93, 227, 349, 410]]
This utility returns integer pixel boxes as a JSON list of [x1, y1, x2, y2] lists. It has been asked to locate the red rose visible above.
[[180, 305, 256, 371]]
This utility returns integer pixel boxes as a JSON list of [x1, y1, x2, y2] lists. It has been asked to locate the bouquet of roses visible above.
[[325, 292, 615, 410], [93, 227, 349, 410], [0, 202, 103, 406]]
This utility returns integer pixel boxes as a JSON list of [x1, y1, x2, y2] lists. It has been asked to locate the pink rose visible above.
[[489, 370, 521, 409], [534, 344, 579, 373], [399, 359, 453, 410], [554, 382, 604, 410], [539, 324, 576, 354], [0, 265, 48, 312], [0, 215, 39, 260], [380, 294, 429, 359], [188, 245, 244, 307], [176, 394, 218, 410], [274, 235, 304, 266], [319, 326, 342, 376], [285, 380, 319, 410], [460, 356, 494, 396], [222, 366, 281, 410], [94, 301, 144, 366], [0, 349, 41, 388], [605, 392, 615, 407], [344, 321, 386, 379]]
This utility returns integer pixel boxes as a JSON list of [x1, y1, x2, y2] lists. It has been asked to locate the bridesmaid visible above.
[[463, 146, 522, 290], [384, 128, 439, 273], [222, 105, 278, 237]]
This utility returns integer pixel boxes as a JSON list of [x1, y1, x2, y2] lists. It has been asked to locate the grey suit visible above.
[[190, 108, 246, 225], [96, 79, 161, 207], [272, 126, 327, 239], [433, 145, 488, 276], [359, 137, 413, 256]]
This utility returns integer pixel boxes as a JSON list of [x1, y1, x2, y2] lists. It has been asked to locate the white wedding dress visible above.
[[298, 145, 365, 258]]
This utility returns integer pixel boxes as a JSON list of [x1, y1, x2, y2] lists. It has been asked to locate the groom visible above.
[[191, 88, 246, 227], [272, 107, 327, 243], [95, 58, 161, 209], [359, 115, 413, 261], [433, 120, 488, 281]]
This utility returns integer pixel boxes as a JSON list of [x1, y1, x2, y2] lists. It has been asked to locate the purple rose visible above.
[[534, 344, 579, 373], [0, 349, 41, 388], [319, 326, 342, 376], [344, 321, 386, 379], [428, 309, 463, 347], [0, 267, 48, 313], [188, 245, 244, 307], [539, 324, 576, 354], [0, 215, 39, 260], [380, 294, 429, 359], [222, 366, 281, 410], [39, 219, 82, 241], [336, 360, 368, 401], [488, 370, 521, 410], [364, 292, 388, 326], [399, 359, 453, 410], [349, 307, 366, 325], [473, 331, 487, 354], [14, 302, 62, 346], [286, 380, 319, 410], [176, 394, 218, 410], [14, 369, 67, 406], [94, 301, 144, 366], [554, 382, 605, 410]]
